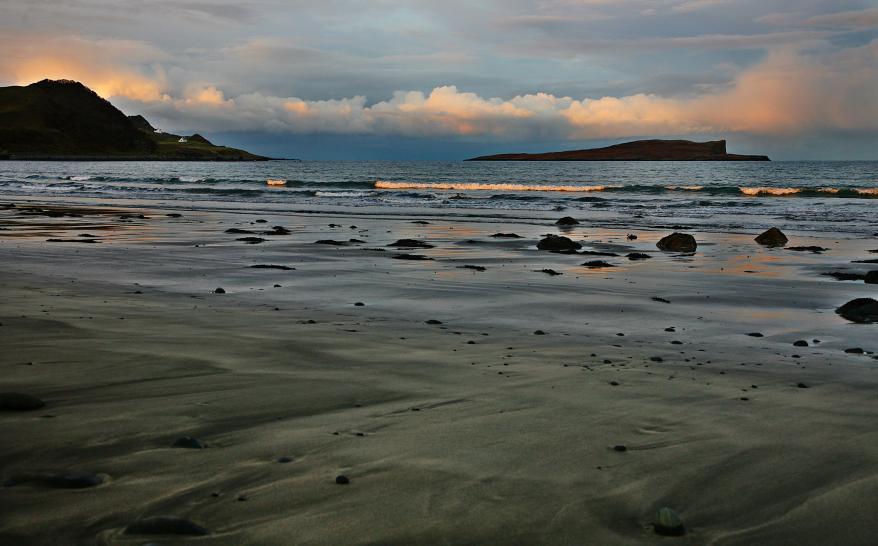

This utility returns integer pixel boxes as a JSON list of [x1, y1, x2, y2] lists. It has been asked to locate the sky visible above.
[[1, 0, 876, 159]]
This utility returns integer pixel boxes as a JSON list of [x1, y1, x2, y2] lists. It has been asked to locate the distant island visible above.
[[467, 139, 770, 161], [0, 79, 268, 161]]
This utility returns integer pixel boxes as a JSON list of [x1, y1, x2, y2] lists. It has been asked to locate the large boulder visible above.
[[537, 235, 582, 252], [865, 271, 878, 284], [836, 298, 878, 323], [755, 227, 788, 246], [656, 232, 697, 253]]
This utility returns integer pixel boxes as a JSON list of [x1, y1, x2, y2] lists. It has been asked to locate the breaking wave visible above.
[[375, 180, 878, 198]]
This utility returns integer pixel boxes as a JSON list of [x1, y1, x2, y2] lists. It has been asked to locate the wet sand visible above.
[[1, 202, 877, 545]]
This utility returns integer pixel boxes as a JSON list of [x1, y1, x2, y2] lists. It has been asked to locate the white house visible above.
[[178, 137, 188, 143]]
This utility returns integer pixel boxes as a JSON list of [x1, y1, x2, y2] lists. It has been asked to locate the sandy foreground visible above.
[[1, 201, 877, 545]]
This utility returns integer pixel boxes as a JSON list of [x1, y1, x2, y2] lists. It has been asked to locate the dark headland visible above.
[[468, 139, 770, 161], [0, 79, 268, 161]]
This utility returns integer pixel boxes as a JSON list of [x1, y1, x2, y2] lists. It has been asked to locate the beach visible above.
[[1, 201, 877, 545]]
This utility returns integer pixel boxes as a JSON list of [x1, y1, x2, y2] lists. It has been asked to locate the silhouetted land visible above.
[[468, 139, 770, 161], [0, 79, 267, 161]]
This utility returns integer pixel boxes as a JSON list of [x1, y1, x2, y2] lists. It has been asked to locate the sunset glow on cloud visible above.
[[1, 1, 875, 158]]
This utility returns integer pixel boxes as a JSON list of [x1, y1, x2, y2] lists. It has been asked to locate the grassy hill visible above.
[[0, 79, 268, 161]]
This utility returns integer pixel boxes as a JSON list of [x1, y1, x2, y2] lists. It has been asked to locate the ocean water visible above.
[[1, 160, 876, 235]]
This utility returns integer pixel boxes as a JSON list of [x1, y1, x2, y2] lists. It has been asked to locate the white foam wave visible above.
[[375, 180, 617, 192]]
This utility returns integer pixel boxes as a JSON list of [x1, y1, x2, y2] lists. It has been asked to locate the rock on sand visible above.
[[656, 233, 697, 253]]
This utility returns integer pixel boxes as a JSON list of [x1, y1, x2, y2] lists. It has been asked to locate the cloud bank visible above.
[[1, 1, 876, 156]]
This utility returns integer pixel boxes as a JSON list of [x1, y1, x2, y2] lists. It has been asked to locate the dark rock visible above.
[[793, 340, 809, 347], [46, 238, 98, 243], [797, 382, 809, 389], [581, 260, 615, 268], [534, 330, 546, 335], [650, 356, 664, 362], [250, 264, 294, 270], [652, 297, 671, 304], [255, 219, 268, 223], [747, 332, 764, 337], [335, 475, 350, 485], [627, 253, 651, 260], [392, 253, 433, 260], [225, 228, 255, 234], [788, 246, 827, 253], [425, 319, 443, 325], [844, 348, 864, 354], [656, 232, 697, 252], [277, 456, 293, 463], [853, 258, 878, 264], [866, 271, 878, 284], [0, 393, 45, 411], [348, 238, 366, 243], [539, 269, 562, 276], [654, 507, 686, 536], [627, 234, 638, 240], [536, 235, 581, 252], [125, 516, 209, 536], [214, 288, 225, 294], [237, 237, 265, 244], [822, 271, 865, 281], [836, 298, 878, 323], [580, 250, 619, 257], [458, 265, 486, 271], [388, 239, 434, 248], [44, 472, 105, 489], [755, 227, 788, 246], [354, 302, 365, 307], [613, 445, 627, 452], [171, 436, 206, 449], [315, 239, 347, 245], [263, 226, 291, 235], [167, 213, 182, 218], [4, 471, 104, 489], [490, 233, 523, 238], [555, 216, 579, 226]]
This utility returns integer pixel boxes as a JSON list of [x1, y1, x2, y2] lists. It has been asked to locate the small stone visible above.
[[277, 456, 293, 463], [171, 436, 206, 449], [425, 319, 443, 325], [797, 382, 809, 389], [335, 475, 350, 485], [45, 472, 105, 489], [125, 516, 209, 536], [650, 356, 664, 362], [613, 445, 627, 452], [747, 332, 764, 337], [555, 216, 579, 226], [793, 340, 809, 347], [844, 348, 864, 354], [653, 507, 686, 536], [534, 330, 546, 335], [214, 288, 225, 294], [354, 302, 365, 307], [582, 260, 615, 268], [627, 252, 651, 260]]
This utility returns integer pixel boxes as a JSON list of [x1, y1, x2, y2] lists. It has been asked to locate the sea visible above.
[[1, 160, 876, 235]]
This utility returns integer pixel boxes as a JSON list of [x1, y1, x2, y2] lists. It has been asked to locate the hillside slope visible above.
[[0, 80, 267, 161]]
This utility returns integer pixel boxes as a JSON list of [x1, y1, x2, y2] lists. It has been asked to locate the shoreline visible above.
[[1, 201, 877, 545]]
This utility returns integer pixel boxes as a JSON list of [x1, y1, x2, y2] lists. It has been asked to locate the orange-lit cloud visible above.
[[0, 32, 168, 102], [1, 29, 875, 141]]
